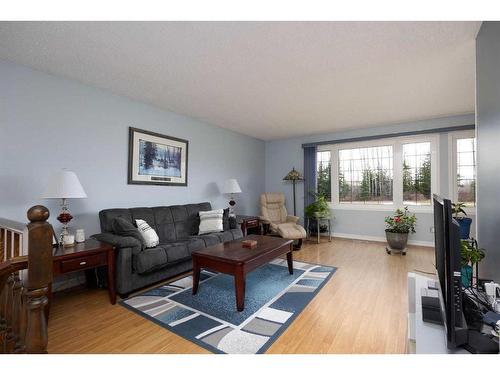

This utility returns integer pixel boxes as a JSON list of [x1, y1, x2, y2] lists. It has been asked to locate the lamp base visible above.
[[228, 199, 236, 217], [57, 198, 74, 245]]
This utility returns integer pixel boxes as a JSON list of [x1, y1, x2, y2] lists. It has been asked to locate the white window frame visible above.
[[319, 134, 439, 212], [448, 130, 476, 214]]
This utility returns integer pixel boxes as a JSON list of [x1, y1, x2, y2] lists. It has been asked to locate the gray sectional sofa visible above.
[[91, 202, 242, 296]]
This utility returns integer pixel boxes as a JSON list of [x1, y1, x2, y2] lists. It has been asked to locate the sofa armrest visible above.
[[286, 215, 300, 223], [91, 233, 143, 253]]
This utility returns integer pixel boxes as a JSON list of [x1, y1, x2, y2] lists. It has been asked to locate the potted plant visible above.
[[452, 202, 472, 239], [384, 207, 417, 254], [305, 192, 330, 234], [460, 239, 485, 288]]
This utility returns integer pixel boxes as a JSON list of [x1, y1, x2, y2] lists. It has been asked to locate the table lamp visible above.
[[283, 167, 304, 216], [222, 178, 242, 216], [42, 170, 87, 245]]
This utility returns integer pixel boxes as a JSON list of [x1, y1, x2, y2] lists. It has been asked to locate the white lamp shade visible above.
[[42, 170, 87, 199], [222, 178, 242, 194]]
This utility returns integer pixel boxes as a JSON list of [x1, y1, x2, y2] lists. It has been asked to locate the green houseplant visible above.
[[384, 207, 417, 253], [460, 239, 485, 288], [305, 192, 330, 234], [452, 202, 472, 239]]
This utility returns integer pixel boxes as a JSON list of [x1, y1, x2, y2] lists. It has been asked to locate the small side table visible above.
[[236, 215, 262, 236], [306, 216, 332, 244], [48, 239, 116, 314]]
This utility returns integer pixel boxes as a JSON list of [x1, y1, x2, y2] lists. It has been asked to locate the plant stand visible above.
[[385, 246, 407, 255], [306, 216, 332, 244]]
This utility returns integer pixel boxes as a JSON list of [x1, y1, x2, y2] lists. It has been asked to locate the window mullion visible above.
[[332, 146, 339, 205], [393, 141, 403, 207]]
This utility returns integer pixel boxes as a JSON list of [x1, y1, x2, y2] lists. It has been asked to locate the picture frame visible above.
[[128, 127, 189, 186]]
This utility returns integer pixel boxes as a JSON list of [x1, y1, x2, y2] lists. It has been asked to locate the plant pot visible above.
[[456, 217, 472, 239], [385, 230, 409, 250], [461, 264, 473, 288]]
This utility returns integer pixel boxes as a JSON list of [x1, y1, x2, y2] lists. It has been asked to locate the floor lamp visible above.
[[283, 167, 304, 216]]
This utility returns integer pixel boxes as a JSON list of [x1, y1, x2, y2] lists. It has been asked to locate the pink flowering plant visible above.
[[385, 207, 417, 234]]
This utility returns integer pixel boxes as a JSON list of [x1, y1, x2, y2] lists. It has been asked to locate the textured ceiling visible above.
[[0, 21, 481, 140]]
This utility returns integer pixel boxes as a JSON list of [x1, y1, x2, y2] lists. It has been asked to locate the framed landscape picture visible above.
[[128, 127, 188, 186]]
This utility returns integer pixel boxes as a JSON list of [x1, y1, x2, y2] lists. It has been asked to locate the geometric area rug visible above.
[[120, 259, 336, 354]]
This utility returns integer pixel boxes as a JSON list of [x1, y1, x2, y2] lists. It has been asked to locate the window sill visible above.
[[329, 203, 433, 214], [463, 207, 476, 216]]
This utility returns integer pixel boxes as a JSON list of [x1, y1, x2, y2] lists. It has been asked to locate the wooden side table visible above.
[[236, 215, 262, 236], [48, 239, 116, 313]]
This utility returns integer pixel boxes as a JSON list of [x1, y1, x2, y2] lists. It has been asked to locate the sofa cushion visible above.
[[99, 209, 133, 233], [171, 203, 212, 239], [191, 228, 243, 248], [227, 228, 244, 240], [212, 230, 234, 243], [134, 246, 168, 274], [134, 241, 192, 274], [223, 208, 230, 231], [194, 234, 221, 247], [111, 217, 146, 248], [185, 238, 205, 253], [130, 207, 158, 233], [162, 242, 191, 263], [153, 207, 176, 243]]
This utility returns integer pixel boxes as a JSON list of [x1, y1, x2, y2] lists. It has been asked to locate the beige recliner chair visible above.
[[259, 192, 307, 249]]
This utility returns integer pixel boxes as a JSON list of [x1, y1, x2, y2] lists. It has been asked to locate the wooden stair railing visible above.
[[0, 205, 54, 354]]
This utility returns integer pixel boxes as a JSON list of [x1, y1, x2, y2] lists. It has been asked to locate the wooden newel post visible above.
[[24, 205, 53, 354]]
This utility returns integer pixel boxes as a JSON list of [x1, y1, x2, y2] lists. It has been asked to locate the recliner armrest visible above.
[[91, 233, 143, 253], [286, 215, 300, 223]]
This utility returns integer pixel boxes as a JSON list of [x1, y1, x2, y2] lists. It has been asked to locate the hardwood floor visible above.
[[46, 237, 434, 354]]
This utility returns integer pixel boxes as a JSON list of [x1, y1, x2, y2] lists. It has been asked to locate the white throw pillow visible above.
[[135, 219, 160, 248], [198, 209, 224, 235]]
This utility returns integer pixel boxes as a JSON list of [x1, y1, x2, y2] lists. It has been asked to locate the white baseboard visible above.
[[328, 232, 434, 247]]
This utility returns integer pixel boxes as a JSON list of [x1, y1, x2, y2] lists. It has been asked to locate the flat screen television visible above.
[[432, 194, 467, 349]]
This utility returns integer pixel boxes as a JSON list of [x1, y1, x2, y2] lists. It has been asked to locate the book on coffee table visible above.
[[241, 239, 258, 248]]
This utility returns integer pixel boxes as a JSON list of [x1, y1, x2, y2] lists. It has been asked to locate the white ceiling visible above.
[[0, 21, 481, 140]]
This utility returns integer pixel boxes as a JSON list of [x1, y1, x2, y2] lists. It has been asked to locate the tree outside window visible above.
[[402, 142, 431, 205], [316, 151, 331, 201]]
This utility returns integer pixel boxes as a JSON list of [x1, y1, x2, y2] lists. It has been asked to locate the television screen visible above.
[[432, 194, 467, 349], [433, 195, 447, 308]]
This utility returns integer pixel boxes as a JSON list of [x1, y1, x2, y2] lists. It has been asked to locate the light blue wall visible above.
[[0, 57, 480, 250], [476, 22, 500, 281], [0, 60, 265, 236], [265, 114, 475, 245]]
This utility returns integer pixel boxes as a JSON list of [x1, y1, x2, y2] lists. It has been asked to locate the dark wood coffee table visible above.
[[191, 235, 293, 311]]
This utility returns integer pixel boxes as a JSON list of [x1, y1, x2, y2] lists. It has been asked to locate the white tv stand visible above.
[[407, 272, 468, 353]]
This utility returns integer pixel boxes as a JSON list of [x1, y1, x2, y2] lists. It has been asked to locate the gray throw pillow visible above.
[[223, 208, 230, 231], [112, 217, 146, 248]]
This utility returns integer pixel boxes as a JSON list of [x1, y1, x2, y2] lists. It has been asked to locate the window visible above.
[[316, 150, 331, 201], [338, 145, 393, 204], [450, 131, 476, 207], [320, 134, 438, 210], [403, 142, 431, 205]]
